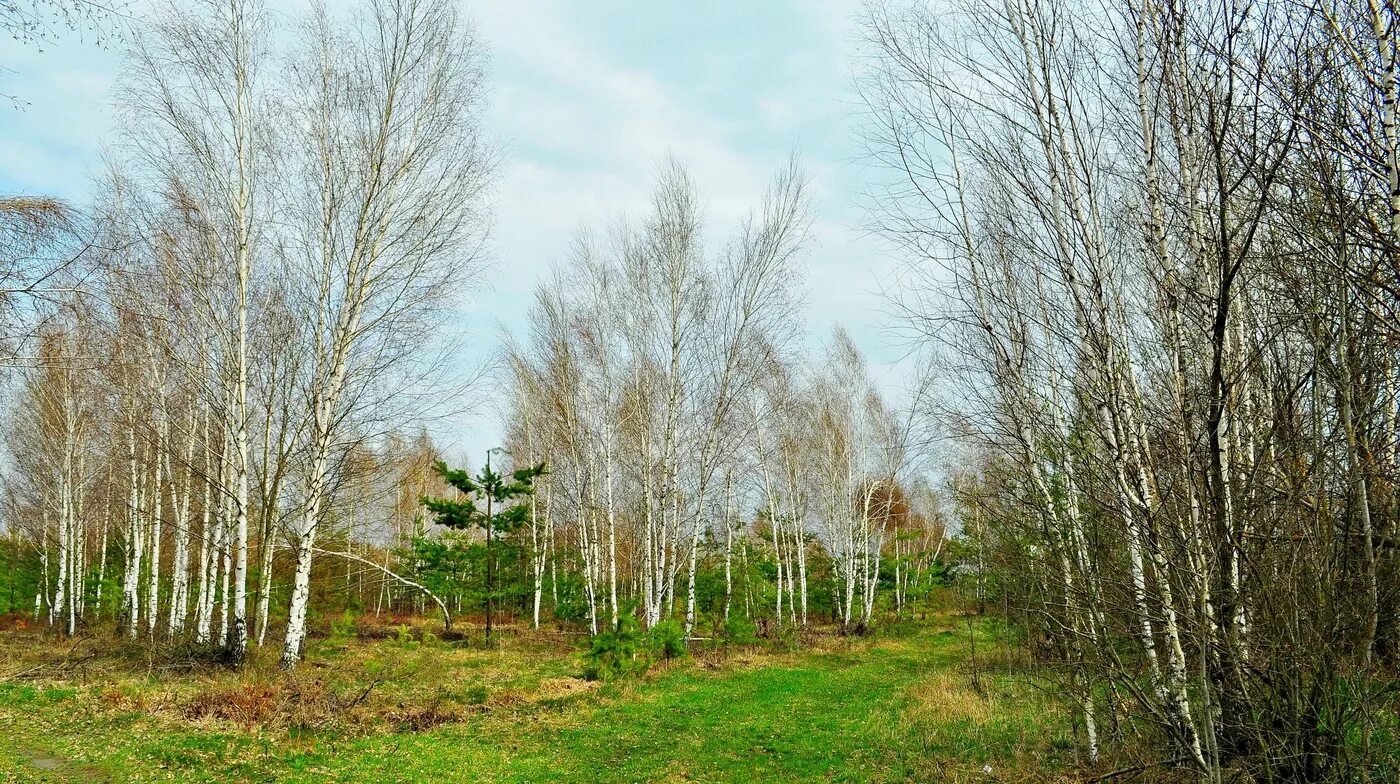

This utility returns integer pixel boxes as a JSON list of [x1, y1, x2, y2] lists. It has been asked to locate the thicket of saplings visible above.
[[855, 0, 1400, 779], [0, 521, 955, 683]]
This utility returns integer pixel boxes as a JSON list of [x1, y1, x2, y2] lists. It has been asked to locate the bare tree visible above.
[[277, 0, 492, 668]]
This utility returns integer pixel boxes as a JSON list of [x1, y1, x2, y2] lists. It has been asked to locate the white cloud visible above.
[[1, 0, 923, 458]]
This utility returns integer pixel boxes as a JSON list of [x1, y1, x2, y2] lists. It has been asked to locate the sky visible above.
[[0, 0, 918, 464]]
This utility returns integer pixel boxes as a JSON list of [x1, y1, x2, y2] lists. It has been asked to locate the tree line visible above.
[[857, 0, 1400, 778], [499, 160, 946, 637], [1, 0, 491, 669], [0, 0, 948, 675]]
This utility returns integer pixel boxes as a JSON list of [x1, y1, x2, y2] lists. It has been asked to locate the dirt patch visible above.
[[12, 747, 111, 783]]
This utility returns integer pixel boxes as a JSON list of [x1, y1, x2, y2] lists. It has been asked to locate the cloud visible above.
[[0, 0, 922, 458], [0, 39, 118, 197]]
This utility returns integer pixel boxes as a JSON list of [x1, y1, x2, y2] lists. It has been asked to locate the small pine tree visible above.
[[421, 453, 546, 643], [582, 609, 649, 681]]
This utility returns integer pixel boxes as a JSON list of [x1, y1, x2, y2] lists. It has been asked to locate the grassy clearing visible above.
[[0, 613, 1074, 783]]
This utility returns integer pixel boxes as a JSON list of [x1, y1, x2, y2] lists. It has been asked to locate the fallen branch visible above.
[[344, 677, 384, 710], [312, 548, 454, 634], [1, 635, 97, 681], [1082, 756, 1189, 783]]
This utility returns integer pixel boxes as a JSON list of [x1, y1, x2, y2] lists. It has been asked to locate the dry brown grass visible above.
[[0, 614, 936, 752], [905, 671, 996, 723], [182, 683, 285, 727], [885, 647, 1077, 784], [384, 703, 464, 731], [0, 621, 593, 739]]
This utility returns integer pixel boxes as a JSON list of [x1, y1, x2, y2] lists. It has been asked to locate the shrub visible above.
[[772, 621, 801, 652], [722, 614, 760, 646], [391, 624, 420, 650], [581, 609, 695, 680], [387, 704, 461, 732], [648, 619, 687, 660], [183, 683, 282, 727], [581, 611, 648, 681], [330, 610, 357, 641]]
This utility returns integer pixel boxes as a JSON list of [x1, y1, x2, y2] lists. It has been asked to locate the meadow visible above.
[[0, 608, 1075, 783]]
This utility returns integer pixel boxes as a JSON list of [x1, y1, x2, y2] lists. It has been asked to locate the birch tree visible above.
[[278, 0, 492, 668], [860, 0, 1396, 775], [120, 0, 267, 664]]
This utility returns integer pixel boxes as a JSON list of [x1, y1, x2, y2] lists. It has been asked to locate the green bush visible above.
[[461, 684, 489, 705], [581, 608, 691, 680], [648, 619, 687, 660], [391, 624, 420, 650], [581, 611, 649, 681], [772, 621, 801, 652], [330, 610, 357, 641], [550, 572, 594, 626], [722, 614, 760, 646]]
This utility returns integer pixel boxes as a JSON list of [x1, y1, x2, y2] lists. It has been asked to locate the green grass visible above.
[[0, 615, 1072, 783]]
